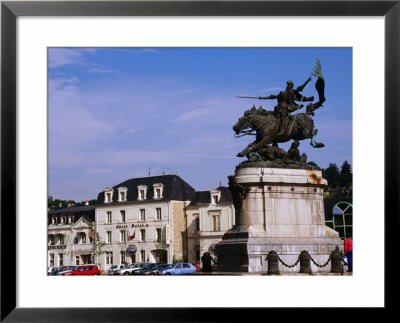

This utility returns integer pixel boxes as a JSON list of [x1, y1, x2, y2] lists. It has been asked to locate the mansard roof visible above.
[[48, 205, 95, 224], [187, 186, 232, 207], [96, 174, 196, 205]]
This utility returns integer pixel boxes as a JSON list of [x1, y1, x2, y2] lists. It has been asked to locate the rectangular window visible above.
[[156, 208, 162, 220], [120, 191, 125, 201], [120, 251, 126, 263], [120, 230, 127, 243], [120, 210, 126, 223], [106, 211, 112, 223], [156, 228, 162, 241], [59, 253, 63, 266], [49, 253, 55, 266], [75, 256, 80, 265], [139, 190, 145, 200], [106, 231, 112, 243], [140, 229, 146, 242], [194, 217, 200, 233], [80, 233, 86, 244], [140, 250, 145, 262], [68, 216, 74, 224], [106, 252, 113, 265], [52, 217, 57, 225], [106, 192, 111, 202], [212, 215, 221, 232], [140, 209, 145, 221], [155, 188, 161, 198]]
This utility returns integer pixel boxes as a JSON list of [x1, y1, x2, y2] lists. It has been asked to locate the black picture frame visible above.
[[1, 1, 397, 321]]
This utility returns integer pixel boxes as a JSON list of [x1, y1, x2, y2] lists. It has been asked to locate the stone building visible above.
[[95, 174, 195, 270], [47, 205, 95, 267], [185, 186, 235, 264]]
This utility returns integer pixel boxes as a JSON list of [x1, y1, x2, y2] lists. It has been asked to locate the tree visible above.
[[323, 163, 340, 187], [154, 237, 168, 263], [93, 233, 106, 267], [194, 230, 206, 257], [340, 160, 352, 187], [306, 161, 318, 168]]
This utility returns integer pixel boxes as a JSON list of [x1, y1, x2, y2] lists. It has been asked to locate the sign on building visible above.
[[165, 224, 170, 244]]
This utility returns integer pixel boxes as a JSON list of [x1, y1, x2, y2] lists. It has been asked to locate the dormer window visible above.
[[118, 187, 128, 202], [153, 183, 164, 199], [138, 185, 148, 200], [51, 216, 57, 225], [210, 190, 221, 205], [68, 215, 74, 224], [60, 216, 66, 224], [104, 188, 113, 203]]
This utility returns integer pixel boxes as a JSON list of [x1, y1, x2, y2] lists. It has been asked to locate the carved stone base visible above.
[[216, 167, 343, 273]]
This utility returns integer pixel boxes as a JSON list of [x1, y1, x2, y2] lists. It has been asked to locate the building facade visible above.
[[95, 175, 195, 270], [185, 187, 235, 264], [47, 205, 95, 267]]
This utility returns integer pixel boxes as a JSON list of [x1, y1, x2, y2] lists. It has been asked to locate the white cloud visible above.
[[260, 87, 283, 92], [173, 107, 212, 122], [87, 67, 114, 74], [48, 48, 97, 68]]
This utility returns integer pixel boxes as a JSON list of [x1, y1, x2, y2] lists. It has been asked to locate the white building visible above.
[[185, 186, 235, 264], [47, 205, 95, 267], [95, 174, 195, 270]]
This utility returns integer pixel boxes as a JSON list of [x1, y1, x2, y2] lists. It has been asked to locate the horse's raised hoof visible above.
[[237, 152, 244, 157]]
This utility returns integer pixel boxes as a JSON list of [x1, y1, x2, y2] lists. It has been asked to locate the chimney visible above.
[[162, 172, 166, 175], [85, 200, 89, 206]]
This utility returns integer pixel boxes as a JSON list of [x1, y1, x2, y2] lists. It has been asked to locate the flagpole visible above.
[[288, 56, 320, 135]]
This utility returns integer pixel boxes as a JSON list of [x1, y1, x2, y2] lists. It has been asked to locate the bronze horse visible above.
[[233, 107, 315, 157]]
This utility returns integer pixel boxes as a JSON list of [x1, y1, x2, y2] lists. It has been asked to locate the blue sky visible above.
[[48, 47, 352, 201]]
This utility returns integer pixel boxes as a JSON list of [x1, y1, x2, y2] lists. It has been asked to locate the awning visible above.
[[126, 246, 137, 253]]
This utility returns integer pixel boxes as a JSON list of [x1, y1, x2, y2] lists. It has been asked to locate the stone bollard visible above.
[[299, 250, 312, 274], [266, 250, 280, 275], [330, 246, 344, 274]]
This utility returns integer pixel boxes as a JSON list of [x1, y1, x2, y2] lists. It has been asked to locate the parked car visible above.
[[133, 263, 160, 275], [114, 263, 147, 275], [56, 266, 77, 275], [47, 266, 66, 275], [107, 264, 125, 275], [157, 263, 197, 275], [60, 264, 101, 276]]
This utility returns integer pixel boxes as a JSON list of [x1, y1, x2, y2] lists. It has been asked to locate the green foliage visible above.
[[306, 161, 318, 167], [322, 161, 352, 198], [194, 230, 206, 256], [339, 160, 352, 187], [155, 237, 167, 252], [48, 197, 97, 210], [323, 163, 340, 187], [94, 234, 106, 257]]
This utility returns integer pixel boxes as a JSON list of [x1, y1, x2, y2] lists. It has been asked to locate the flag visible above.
[[312, 58, 326, 104], [128, 230, 135, 240]]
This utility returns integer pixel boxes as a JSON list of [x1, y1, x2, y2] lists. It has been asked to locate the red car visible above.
[[61, 264, 101, 276]]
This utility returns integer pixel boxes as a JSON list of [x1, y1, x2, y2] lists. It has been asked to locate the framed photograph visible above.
[[1, 0, 398, 321]]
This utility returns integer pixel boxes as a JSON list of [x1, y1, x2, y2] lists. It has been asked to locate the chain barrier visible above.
[[309, 254, 331, 268], [277, 254, 300, 268], [266, 246, 344, 274]]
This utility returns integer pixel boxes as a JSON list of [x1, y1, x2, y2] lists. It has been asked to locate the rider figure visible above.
[[258, 78, 314, 135]]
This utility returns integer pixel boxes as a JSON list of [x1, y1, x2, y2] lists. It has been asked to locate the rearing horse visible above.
[[233, 107, 315, 157]]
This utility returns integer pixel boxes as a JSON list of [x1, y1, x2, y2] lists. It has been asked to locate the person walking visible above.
[[344, 233, 353, 272]]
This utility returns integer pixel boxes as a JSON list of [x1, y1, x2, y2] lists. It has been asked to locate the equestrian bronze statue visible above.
[[234, 62, 326, 169]]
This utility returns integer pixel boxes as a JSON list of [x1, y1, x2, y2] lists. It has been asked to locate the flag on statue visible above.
[[312, 58, 326, 104]]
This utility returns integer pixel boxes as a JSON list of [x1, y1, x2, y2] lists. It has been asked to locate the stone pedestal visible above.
[[216, 167, 343, 273]]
